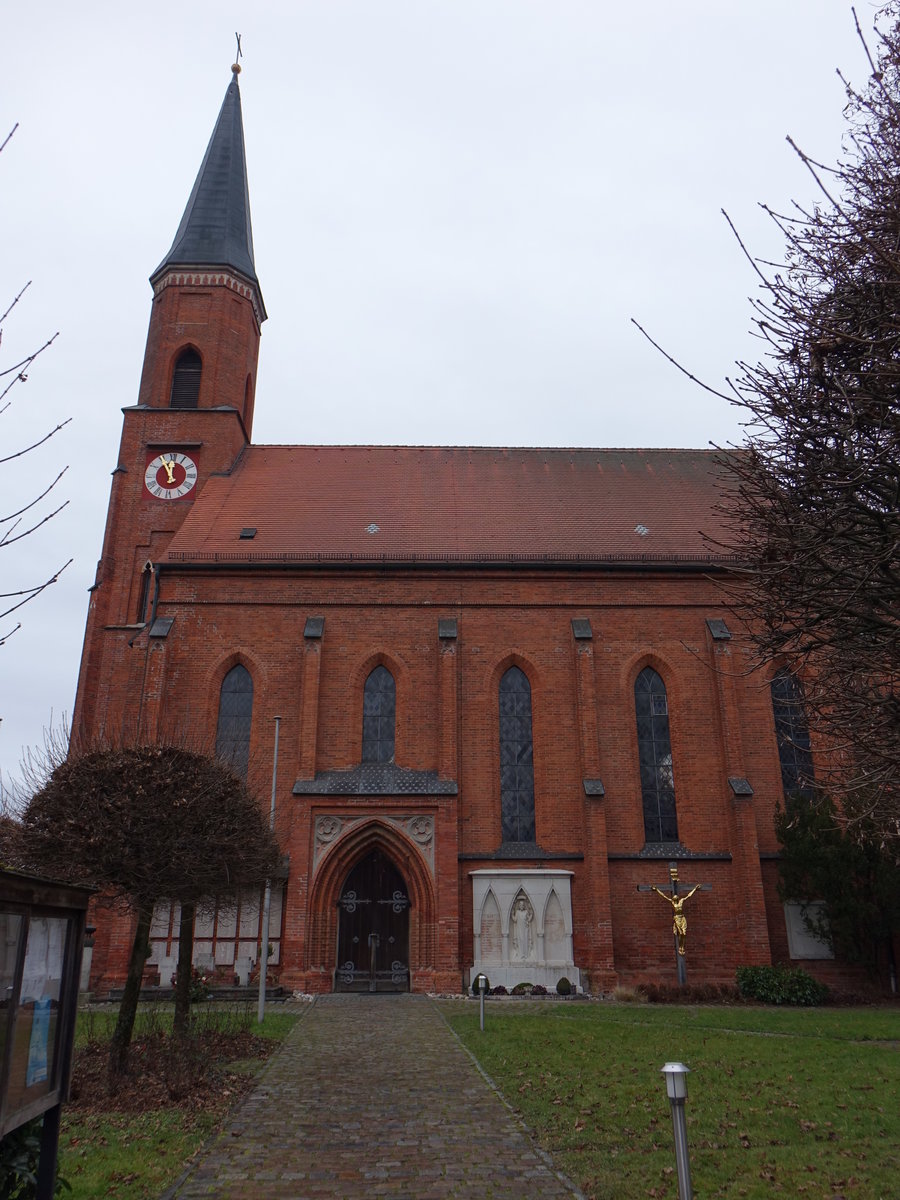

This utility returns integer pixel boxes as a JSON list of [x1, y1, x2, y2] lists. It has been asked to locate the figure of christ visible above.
[[510, 896, 534, 962], [650, 883, 702, 956]]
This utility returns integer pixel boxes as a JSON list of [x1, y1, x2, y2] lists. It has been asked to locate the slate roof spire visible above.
[[152, 67, 263, 310]]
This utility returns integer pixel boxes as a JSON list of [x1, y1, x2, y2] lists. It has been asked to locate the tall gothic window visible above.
[[215, 664, 253, 780], [170, 347, 202, 409], [362, 665, 395, 763], [634, 666, 678, 843], [771, 669, 814, 798], [499, 666, 535, 844]]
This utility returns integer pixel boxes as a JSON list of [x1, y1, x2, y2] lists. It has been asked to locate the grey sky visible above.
[[1, 1, 863, 788]]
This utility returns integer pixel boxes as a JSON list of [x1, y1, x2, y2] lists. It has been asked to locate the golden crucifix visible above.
[[638, 863, 710, 985], [651, 869, 701, 957]]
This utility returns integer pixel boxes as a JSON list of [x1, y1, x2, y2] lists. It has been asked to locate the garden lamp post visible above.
[[660, 1061, 693, 1200], [477, 973, 488, 1031]]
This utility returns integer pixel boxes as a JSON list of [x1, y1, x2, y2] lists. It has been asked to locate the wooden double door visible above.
[[335, 850, 410, 993]]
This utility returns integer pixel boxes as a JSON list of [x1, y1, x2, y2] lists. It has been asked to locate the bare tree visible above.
[[638, 6, 900, 848], [1, 124, 70, 646], [10, 743, 281, 1083]]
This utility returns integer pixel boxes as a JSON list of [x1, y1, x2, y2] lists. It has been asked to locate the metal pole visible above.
[[669, 1097, 693, 1200], [661, 1062, 693, 1200], [479, 977, 486, 1031], [257, 716, 281, 1024]]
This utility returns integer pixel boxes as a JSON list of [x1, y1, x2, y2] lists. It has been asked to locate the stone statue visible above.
[[650, 883, 701, 956], [510, 895, 535, 962]]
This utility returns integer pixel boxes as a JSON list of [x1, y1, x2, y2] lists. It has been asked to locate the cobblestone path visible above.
[[166, 994, 581, 1199]]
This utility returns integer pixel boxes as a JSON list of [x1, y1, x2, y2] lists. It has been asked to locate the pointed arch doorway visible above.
[[335, 849, 410, 992]]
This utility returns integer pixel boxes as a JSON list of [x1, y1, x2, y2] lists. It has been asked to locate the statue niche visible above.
[[510, 893, 535, 962]]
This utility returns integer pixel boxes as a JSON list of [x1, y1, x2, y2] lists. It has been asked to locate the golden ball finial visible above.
[[232, 62, 242, 75]]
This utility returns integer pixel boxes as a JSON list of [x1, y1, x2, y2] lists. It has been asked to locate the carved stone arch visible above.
[[476, 887, 503, 966], [505, 884, 536, 936], [306, 818, 436, 984], [541, 886, 569, 962]]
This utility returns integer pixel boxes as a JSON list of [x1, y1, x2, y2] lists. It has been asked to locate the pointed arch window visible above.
[[170, 348, 202, 409], [635, 667, 678, 843], [771, 669, 814, 799], [215, 664, 253, 780], [362, 665, 395, 763], [499, 666, 535, 844]]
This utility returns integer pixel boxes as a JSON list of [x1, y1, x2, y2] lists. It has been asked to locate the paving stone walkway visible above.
[[166, 994, 581, 1199]]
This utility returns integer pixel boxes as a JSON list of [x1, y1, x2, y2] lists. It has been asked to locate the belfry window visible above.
[[215, 664, 253, 780], [362, 665, 395, 763], [634, 666, 678, 843], [771, 669, 814, 799], [170, 348, 202, 409], [499, 666, 536, 843]]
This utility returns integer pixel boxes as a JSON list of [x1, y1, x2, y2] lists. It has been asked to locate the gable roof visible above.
[[163, 445, 739, 567]]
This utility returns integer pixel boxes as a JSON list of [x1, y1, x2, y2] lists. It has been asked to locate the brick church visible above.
[[75, 69, 839, 996]]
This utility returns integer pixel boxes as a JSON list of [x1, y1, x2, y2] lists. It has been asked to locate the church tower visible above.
[[73, 66, 265, 741]]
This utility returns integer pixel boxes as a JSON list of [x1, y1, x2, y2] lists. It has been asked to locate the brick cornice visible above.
[[151, 267, 266, 327]]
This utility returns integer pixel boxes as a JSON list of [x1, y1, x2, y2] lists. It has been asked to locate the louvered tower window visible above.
[[362, 666, 395, 763], [499, 666, 536, 843], [215, 664, 253, 780], [771, 670, 815, 799], [170, 348, 202, 409], [635, 666, 678, 843]]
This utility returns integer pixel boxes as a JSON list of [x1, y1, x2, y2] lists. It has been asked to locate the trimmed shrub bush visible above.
[[736, 965, 829, 1006], [556, 976, 572, 995]]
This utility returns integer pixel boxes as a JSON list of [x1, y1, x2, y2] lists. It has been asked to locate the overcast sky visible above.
[[1, 1, 868, 792]]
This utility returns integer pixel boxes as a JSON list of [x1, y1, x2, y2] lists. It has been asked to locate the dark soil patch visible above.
[[68, 1029, 275, 1115]]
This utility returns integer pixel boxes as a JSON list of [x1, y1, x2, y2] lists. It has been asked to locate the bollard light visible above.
[[476, 974, 488, 1031], [661, 1061, 690, 1101], [477, 974, 487, 993], [660, 1061, 693, 1200]]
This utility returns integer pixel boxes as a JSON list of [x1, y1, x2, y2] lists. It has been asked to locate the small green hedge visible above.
[[736, 964, 829, 1006]]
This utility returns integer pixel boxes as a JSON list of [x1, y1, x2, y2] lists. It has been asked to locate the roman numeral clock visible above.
[[143, 451, 199, 500]]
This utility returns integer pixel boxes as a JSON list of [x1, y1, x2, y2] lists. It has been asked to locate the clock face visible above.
[[144, 452, 198, 500]]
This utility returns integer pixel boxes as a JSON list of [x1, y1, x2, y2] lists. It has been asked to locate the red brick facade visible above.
[[71, 80, 864, 999]]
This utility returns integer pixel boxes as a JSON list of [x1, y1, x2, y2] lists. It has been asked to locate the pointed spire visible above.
[[153, 72, 262, 300]]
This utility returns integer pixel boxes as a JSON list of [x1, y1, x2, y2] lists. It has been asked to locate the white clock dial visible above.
[[144, 452, 198, 499]]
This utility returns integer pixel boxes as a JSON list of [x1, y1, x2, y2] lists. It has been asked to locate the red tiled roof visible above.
[[164, 445, 738, 564]]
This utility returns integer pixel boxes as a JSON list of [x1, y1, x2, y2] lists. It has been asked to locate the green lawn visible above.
[[58, 1005, 299, 1200], [443, 1001, 900, 1200]]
